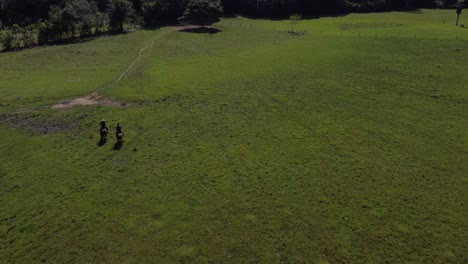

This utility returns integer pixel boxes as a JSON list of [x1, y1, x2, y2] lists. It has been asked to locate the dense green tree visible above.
[[22, 24, 36, 47], [38, 6, 66, 42], [179, 0, 223, 27], [142, 0, 165, 26], [35, 1, 102, 44], [11, 24, 23, 48], [0, 0, 461, 30], [0, 29, 14, 50], [65, 0, 101, 36], [436, 0, 460, 7], [37, 21, 54, 44], [107, 0, 135, 32], [3, 0, 468, 51]]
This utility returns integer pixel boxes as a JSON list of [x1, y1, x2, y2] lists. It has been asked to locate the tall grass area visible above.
[[0, 10, 467, 263]]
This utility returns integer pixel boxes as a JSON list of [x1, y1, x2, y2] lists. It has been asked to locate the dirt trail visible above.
[[115, 38, 157, 82], [51, 26, 188, 109], [115, 25, 217, 82], [115, 26, 185, 82]]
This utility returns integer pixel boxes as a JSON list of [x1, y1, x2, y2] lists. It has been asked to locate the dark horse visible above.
[[115, 123, 124, 143], [100, 127, 108, 142], [99, 120, 109, 145], [116, 132, 124, 143]]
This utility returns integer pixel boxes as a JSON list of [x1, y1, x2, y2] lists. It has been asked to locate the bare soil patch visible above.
[[0, 113, 78, 134], [51, 93, 130, 109]]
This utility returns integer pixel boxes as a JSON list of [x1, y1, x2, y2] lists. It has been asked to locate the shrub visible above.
[[1, 29, 14, 51]]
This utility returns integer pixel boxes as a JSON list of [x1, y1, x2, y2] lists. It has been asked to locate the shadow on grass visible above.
[[401, 9, 423, 14], [288, 31, 306, 36], [225, 13, 349, 21], [97, 138, 107, 147], [180, 27, 222, 34], [113, 141, 123, 150], [1, 30, 134, 53]]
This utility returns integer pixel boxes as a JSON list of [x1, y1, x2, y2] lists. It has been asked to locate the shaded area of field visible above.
[[0, 10, 467, 263]]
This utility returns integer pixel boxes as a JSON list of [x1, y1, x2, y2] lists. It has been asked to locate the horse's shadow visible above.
[[97, 138, 107, 147], [113, 141, 123, 150]]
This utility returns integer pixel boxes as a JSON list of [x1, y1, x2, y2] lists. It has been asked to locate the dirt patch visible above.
[[25, 120, 76, 134], [0, 114, 7, 123], [0, 113, 78, 134], [51, 93, 130, 109]]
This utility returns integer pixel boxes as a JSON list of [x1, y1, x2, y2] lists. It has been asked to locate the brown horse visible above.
[[116, 132, 124, 143]]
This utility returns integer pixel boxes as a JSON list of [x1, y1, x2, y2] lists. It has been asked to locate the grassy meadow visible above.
[[0, 9, 467, 263]]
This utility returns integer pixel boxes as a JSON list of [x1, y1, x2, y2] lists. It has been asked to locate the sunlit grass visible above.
[[0, 9, 467, 263]]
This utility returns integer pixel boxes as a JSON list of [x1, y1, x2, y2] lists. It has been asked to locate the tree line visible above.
[[0, 0, 466, 51], [225, 0, 465, 16]]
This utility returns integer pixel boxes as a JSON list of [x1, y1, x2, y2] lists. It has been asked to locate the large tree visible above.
[[178, 0, 223, 27], [107, 0, 135, 32], [141, 0, 183, 26]]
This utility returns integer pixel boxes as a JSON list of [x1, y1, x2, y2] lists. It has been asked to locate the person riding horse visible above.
[[115, 123, 124, 142], [99, 120, 108, 141]]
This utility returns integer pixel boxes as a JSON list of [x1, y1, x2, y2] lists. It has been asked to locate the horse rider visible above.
[[115, 123, 124, 139], [99, 119, 108, 133]]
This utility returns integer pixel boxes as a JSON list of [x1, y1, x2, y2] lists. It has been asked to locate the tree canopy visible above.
[[108, 0, 135, 32], [178, 0, 224, 27], [1, 0, 467, 29], [1, 0, 467, 51]]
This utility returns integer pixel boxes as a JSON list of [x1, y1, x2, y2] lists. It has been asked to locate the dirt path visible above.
[[115, 25, 217, 83], [115, 26, 185, 83], [115, 38, 157, 82], [51, 26, 188, 109], [4, 26, 210, 111]]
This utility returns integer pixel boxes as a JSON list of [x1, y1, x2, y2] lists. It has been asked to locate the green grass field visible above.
[[0, 9, 467, 263]]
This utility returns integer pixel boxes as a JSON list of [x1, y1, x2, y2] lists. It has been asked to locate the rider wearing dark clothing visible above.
[[115, 123, 124, 137], [99, 120, 108, 132]]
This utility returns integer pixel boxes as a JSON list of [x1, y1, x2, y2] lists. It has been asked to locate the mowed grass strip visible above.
[[0, 10, 467, 263]]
